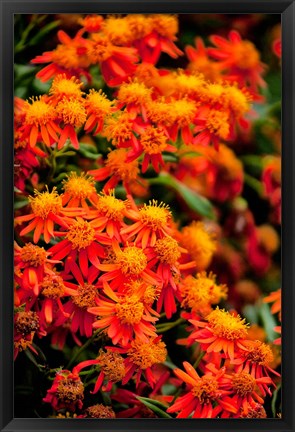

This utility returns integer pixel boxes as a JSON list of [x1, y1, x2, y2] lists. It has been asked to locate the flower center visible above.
[[233, 41, 260, 69], [62, 172, 95, 200], [140, 126, 168, 155], [85, 404, 116, 419], [181, 221, 216, 268], [20, 243, 47, 266], [180, 273, 227, 313], [57, 377, 84, 403], [116, 296, 144, 324], [192, 376, 219, 404], [85, 89, 113, 118], [88, 34, 112, 62], [24, 97, 56, 126], [127, 338, 167, 369], [116, 247, 147, 275], [72, 284, 97, 309], [205, 109, 230, 139], [232, 372, 256, 396], [96, 191, 126, 221], [41, 275, 65, 299], [139, 200, 171, 230], [241, 403, 267, 418], [29, 188, 62, 219], [66, 220, 96, 250], [97, 351, 125, 382], [154, 236, 180, 265], [50, 75, 83, 100], [56, 97, 86, 127], [103, 112, 135, 144], [149, 14, 179, 39], [118, 80, 152, 106], [244, 341, 274, 365], [15, 311, 39, 335], [207, 308, 249, 340], [106, 149, 139, 182]]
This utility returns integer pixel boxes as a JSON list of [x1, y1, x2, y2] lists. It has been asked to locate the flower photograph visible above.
[[14, 13, 281, 419]]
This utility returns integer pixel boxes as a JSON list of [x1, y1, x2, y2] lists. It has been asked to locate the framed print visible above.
[[1, 1, 295, 432]]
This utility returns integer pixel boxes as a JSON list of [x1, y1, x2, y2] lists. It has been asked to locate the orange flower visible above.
[[87, 33, 139, 87], [21, 96, 60, 148], [84, 89, 115, 135], [167, 361, 229, 418], [109, 336, 167, 388], [62, 172, 98, 209], [56, 97, 87, 149], [186, 38, 222, 82], [189, 308, 249, 360], [31, 30, 92, 82], [88, 283, 159, 346], [15, 187, 84, 243], [207, 30, 266, 92], [88, 148, 140, 194], [122, 200, 173, 248]]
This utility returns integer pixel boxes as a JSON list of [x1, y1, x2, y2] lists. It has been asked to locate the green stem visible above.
[[156, 318, 185, 333], [66, 329, 101, 369], [192, 351, 206, 369]]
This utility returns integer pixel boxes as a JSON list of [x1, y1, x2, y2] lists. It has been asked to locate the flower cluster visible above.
[[14, 13, 281, 419]]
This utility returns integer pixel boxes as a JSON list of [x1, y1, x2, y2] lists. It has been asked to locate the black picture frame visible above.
[[0, 1, 294, 431]]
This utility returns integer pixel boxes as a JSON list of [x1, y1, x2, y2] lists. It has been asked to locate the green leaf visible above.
[[271, 382, 281, 417], [259, 302, 277, 341], [136, 397, 172, 418], [137, 397, 169, 411], [149, 173, 215, 220], [78, 142, 101, 160], [14, 198, 29, 210], [28, 20, 61, 47]]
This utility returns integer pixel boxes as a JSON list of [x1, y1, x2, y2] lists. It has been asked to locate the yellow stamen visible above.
[[207, 308, 249, 340], [72, 284, 97, 308], [97, 350, 125, 382], [41, 274, 65, 299], [116, 295, 144, 324], [50, 74, 84, 100], [116, 247, 147, 275], [66, 220, 95, 250], [154, 236, 180, 265], [139, 200, 171, 230], [192, 376, 219, 404], [140, 126, 168, 155], [56, 97, 86, 127], [127, 338, 167, 369], [85, 404, 116, 419], [105, 149, 139, 182], [181, 222, 216, 270], [232, 372, 256, 396], [62, 172, 96, 200], [20, 243, 47, 266], [29, 187, 62, 219], [96, 191, 126, 221]]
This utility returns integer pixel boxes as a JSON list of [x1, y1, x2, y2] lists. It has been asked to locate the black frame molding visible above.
[[1, 1, 294, 431]]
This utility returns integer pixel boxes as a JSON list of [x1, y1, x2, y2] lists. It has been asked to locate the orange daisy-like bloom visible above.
[[179, 272, 228, 316], [186, 37, 222, 82], [109, 336, 167, 388], [88, 148, 140, 193], [146, 97, 197, 145], [86, 190, 127, 241], [234, 340, 281, 393], [117, 79, 152, 120], [207, 30, 266, 92], [79, 15, 104, 33], [54, 260, 100, 337], [88, 283, 159, 346], [73, 350, 126, 394], [122, 200, 173, 248], [31, 30, 92, 83], [84, 89, 115, 135], [133, 14, 182, 64], [48, 217, 109, 278], [193, 106, 230, 149], [87, 33, 139, 87], [14, 242, 57, 296], [21, 96, 60, 148], [56, 97, 87, 149], [43, 370, 84, 412], [180, 221, 216, 271], [189, 308, 249, 360], [14, 310, 42, 360], [167, 361, 228, 418], [49, 74, 84, 105], [62, 172, 98, 209], [126, 125, 177, 173], [15, 187, 84, 244], [146, 236, 194, 318], [216, 369, 272, 418], [39, 272, 77, 325]]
